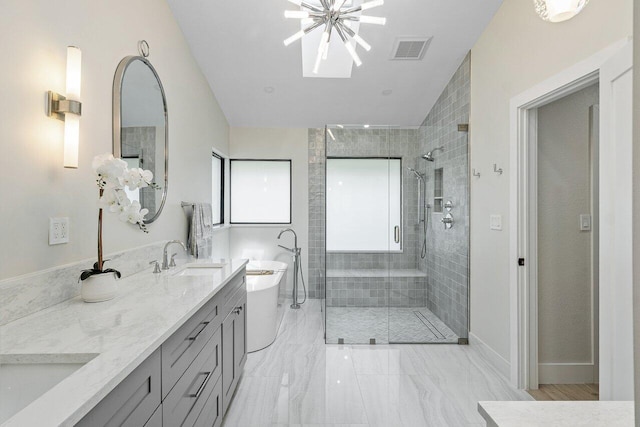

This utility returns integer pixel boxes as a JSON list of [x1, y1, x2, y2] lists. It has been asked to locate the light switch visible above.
[[490, 214, 502, 231], [580, 214, 592, 231]]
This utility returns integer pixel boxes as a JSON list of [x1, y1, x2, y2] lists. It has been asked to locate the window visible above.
[[212, 152, 225, 226], [230, 160, 291, 224], [326, 158, 402, 252]]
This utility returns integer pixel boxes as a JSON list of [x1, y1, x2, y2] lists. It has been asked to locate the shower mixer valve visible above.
[[441, 200, 454, 230]]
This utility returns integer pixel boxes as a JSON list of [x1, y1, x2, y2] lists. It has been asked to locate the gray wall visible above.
[[417, 54, 471, 339], [537, 84, 598, 375]]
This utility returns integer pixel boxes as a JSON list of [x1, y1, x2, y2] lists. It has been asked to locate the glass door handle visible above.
[[394, 226, 400, 244]]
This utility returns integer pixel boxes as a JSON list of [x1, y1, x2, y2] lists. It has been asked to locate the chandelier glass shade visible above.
[[283, 0, 386, 74], [533, 0, 589, 23]]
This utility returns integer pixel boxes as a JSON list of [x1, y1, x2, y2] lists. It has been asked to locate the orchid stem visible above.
[[98, 188, 104, 272]]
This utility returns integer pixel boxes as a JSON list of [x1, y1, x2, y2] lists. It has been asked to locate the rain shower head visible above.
[[422, 146, 444, 162]]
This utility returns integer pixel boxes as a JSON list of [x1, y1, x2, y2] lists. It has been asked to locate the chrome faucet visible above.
[[277, 228, 298, 253], [162, 240, 187, 270], [277, 228, 305, 309]]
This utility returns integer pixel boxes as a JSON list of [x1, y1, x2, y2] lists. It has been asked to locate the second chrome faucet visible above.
[[162, 240, 187, 270]]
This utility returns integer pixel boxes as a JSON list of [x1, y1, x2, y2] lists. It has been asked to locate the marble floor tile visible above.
[[326, 306, 458, 344], [222, 376, 282, 426], [223, 299, 530, 427], [356, 374, 469, 427]]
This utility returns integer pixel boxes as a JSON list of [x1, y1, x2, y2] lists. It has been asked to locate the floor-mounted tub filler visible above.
[[245, 260, 288, 353]]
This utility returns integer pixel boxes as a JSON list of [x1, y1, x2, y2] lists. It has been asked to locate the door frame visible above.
[[509, 38, 630, 390]]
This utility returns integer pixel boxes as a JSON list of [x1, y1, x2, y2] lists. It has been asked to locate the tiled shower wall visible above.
[[308, 128, 325, 299], [418, 54, 471, 338]]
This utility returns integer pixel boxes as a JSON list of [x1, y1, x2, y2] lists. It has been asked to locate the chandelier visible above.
[[283, 0, 386, 74], [534, 0, 589, 23]]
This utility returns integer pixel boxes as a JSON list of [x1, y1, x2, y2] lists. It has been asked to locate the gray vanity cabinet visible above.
[[221, 289, 247, 416], [75, 268, 246, 427], [76, 348, 161, 427], [163, 327, 222, 426]]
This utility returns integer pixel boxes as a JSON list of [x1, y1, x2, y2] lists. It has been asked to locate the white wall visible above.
[[537, 84, 598, 382], [633, 0, 640, 416], [0, 0, 230, 281], [470, 0, 632, 365], [228, 128, 308, 296]]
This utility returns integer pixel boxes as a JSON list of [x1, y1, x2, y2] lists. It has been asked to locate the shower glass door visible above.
[[321, 124, 468, 345], [324, 125, 393, 344]]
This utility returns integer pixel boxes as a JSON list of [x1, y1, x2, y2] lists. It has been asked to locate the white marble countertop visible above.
[[478, 401, 635, 426], [0, 258, 248, 427]]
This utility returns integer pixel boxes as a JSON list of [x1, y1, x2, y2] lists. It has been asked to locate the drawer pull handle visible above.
[[188, 321, 210, 342], [189, 370, 213, 399]]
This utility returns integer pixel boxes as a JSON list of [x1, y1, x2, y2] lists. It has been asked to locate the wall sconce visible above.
[[47, 46, 82, 168], [534, 0, 589, 23]]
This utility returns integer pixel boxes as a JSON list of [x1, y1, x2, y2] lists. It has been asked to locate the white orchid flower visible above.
[[140, 169, 153, 184], [92, 153, 159, 233], [98, 188, 119, 212]]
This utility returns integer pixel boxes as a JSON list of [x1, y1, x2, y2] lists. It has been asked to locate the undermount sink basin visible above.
[[171, 262, 228, 277], [0, 354, 96, 424]]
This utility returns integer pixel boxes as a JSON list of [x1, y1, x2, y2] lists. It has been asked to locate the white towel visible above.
[[188, 203, 213, 258]]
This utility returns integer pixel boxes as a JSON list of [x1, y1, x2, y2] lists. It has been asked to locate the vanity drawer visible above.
[[162, 293, 222, 398], [76, 348, 161, 427], [223, 278, 247, 318], [143, 405, 162, 427], [163, 327, 222, 427], [193, 374, 223, 427], [221, 271, 246, 314]]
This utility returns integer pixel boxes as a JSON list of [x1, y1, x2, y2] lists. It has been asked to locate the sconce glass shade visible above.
[[534, 0, 589, 23], [64, 46, 81, 168]]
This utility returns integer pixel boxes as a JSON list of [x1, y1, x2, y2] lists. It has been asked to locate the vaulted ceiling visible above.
[[167, 0, 502, 127]]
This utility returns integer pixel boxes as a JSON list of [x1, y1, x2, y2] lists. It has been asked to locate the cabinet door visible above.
[[221, 312, 236, 416], [163, 328, 221, 427], [234, 296, 247, 376], [76, 349, 161, 427], [222, 292, 248, 416], [143, 405, 162, 427], [193, 376, 223, 427]]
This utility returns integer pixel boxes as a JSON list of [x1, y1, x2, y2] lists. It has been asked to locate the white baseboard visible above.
[[469, 332, 511, 381], [538, 363, 596, 384]]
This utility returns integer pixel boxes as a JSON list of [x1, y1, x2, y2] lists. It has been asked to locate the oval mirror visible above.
[[113, 52, 168, 224]]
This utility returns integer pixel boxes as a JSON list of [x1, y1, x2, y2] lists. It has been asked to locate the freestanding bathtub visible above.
[[245, 260, 288, 353]]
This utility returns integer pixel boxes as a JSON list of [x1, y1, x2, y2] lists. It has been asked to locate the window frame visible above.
[[325, 156, 403, 253], [212, 151, 225, 226], [229, 159, 292, 225]]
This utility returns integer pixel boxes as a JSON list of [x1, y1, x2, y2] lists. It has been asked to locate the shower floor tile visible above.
[[325, 306, 459, 344]]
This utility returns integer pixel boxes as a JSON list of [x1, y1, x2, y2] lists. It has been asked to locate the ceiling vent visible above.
[[390, 37, 432, 60]]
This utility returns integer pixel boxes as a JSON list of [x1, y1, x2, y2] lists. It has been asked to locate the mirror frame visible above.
[[112, 55, 168, 225]]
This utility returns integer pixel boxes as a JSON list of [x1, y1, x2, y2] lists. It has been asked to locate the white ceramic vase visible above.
[[81, 272, 118, 303]]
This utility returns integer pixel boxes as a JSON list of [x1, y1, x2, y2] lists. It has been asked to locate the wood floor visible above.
[[527, 383, 599, 401]]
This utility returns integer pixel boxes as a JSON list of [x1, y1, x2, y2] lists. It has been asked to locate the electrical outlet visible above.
[[49, 217, 70, 245]]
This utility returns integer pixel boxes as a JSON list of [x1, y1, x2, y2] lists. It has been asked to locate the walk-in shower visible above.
[[314, 123, 470, 345]]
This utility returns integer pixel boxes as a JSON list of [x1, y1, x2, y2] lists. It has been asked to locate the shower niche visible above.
[[433, 167, 444, 213]]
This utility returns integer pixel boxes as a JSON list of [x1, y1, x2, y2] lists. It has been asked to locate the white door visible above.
[[599, 41, 633, 401]]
